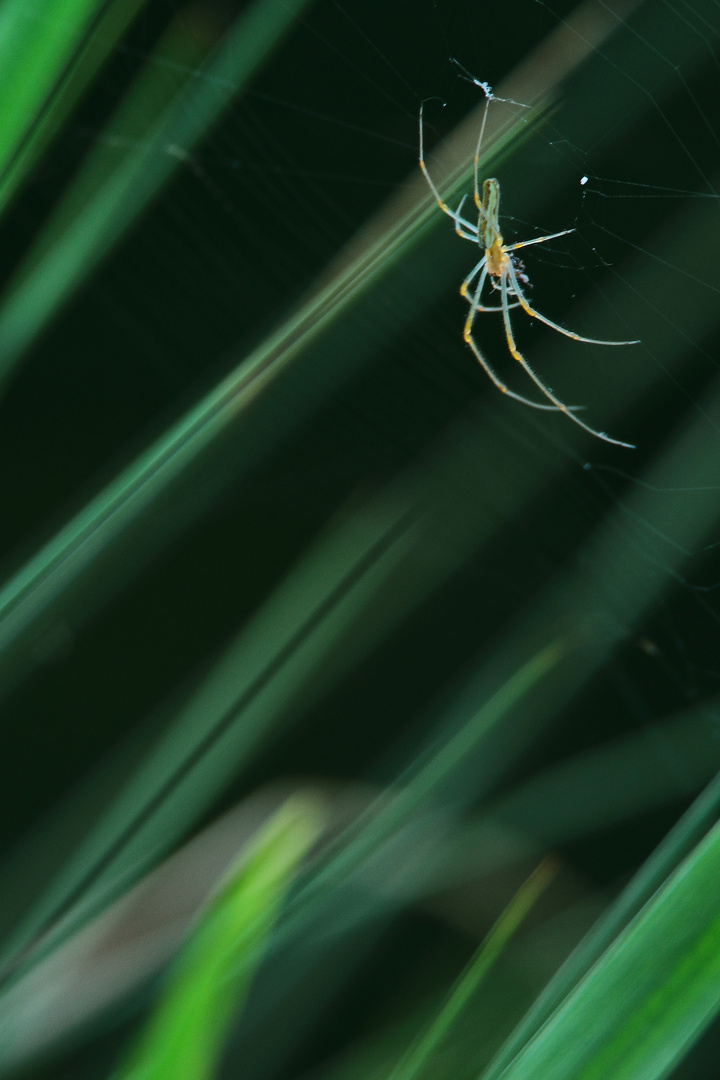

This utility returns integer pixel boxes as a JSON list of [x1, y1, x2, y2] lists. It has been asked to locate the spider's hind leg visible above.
[[499, 268, 635, 446]]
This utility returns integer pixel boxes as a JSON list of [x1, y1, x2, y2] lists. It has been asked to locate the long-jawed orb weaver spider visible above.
[[419, 95, 639, 448]]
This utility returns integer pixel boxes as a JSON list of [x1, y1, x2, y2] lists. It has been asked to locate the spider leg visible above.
[[460, 259, 487, 302], [506, 261, 640, 345], [454, 218, 479, 240], [462, 268, 571, 412], [505, 227, 575, 252], [460, 263, 521, 311], [472, 98, 491, 212], [499, 272, 635, 447], [453, 195, 479, 240], [465, 294, 521, 313], [420, 105, 480, 237], [476, 284, 522, 312], [466, 300, 508, 312]]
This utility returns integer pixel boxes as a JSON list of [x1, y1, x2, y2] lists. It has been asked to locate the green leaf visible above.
[[0, 0, 150, 214], [111, 795, 324, 1080], [488, 818, 720, 1080], [388, 858, 558, 1080], [0, 0, 110, 192], [0, 0, 315, 384]]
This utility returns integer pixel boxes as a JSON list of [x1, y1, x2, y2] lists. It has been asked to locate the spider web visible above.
[[0, 0, 720, 1074]]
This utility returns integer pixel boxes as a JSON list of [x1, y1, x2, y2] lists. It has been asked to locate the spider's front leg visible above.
[[453, 195, 480, 241], [419, 104, 480, 239]]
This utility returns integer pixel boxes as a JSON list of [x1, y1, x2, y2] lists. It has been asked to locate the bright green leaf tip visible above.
[[111, 794, 325, 1080]]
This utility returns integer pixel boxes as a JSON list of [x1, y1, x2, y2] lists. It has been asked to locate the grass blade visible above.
[[111, 794, 323, 1080], [0, 0, 314, 384], [0, 0, 112, 195], [488, 817, 720, 1080], [388, 859, 558, 1080]]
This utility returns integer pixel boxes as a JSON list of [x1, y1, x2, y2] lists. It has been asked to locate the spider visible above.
[[419, 95, 638, 448]]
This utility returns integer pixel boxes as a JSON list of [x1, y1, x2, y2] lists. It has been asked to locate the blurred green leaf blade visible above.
[[111, 795, 324, 1080], [0, 0, 151, 213], [0, 0, 106, 184], [0, 0, 315, 383], [388, 858, 557, 1080], [490, 817, 720, 1080]]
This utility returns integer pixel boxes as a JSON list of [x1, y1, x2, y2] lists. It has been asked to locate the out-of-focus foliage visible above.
[[112, 796, 323, 1080], [1, 0, 720, 1078]]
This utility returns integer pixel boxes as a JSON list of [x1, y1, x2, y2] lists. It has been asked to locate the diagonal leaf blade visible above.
[[490, 818, 720, 1080], [111, 795, 324, 1080]]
